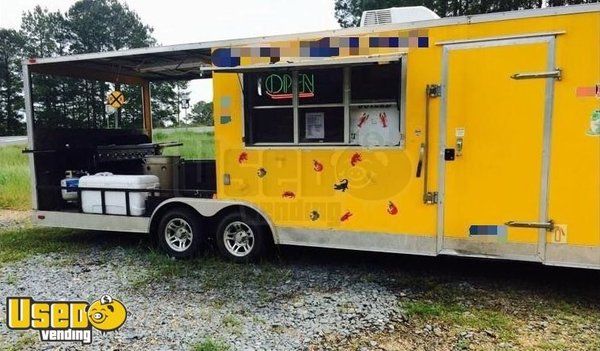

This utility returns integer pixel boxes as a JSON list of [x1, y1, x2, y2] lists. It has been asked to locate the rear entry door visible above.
[[439, 37, 557, 260]]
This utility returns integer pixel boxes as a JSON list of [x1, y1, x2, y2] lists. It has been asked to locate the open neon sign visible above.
[[262, 73, 315, 100]]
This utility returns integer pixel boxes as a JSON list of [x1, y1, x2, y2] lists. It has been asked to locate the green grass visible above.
[[190, 338, 230, 351], [153, 130, 214, 159], [0, 145, 30, 210], [403, 296, 516, 341], [0, 226, 89, 267], [128, 249, 292, 293]]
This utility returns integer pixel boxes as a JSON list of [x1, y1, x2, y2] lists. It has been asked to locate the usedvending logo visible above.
[[6, 294, 127, 344]]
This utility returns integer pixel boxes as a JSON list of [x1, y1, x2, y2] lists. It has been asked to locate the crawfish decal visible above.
[[387, 201, 398, 215], [350, 153, 362, 167], [340, 211, 353, 222], [313, 160, 323, 172], [357, 112, 369, 128], [309, 210, 320, 221], [238, 152, 248, 164], [257, 168, 267, 178], [333, 179, 349, 192], [379, 112, 388, 128], [282, 191, 296, 199]]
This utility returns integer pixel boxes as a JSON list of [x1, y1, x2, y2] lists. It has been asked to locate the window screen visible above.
[[351, 63, 401, 104], [298, 68, 343, 105], [299, 107, 344, 143], [244, 71, 294, 143], [243, 60, 403, 146]]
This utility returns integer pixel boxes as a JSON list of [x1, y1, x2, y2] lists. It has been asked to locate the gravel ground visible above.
[[0, 217, 599, 350], [0, 210, 29, 229], [0, 244, 411, 351]]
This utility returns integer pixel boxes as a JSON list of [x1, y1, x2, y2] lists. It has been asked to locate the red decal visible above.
[[282, 191, 296, 199], [576, 85, 600, 98], [379, 112, 388, 128], [238, 152, 248, 164], [387, 201, 398, 215], [340, 211, 353, 222], [357, 112, 369, 128], [313, 160, 323, 172], [350, 153, 362, 167]]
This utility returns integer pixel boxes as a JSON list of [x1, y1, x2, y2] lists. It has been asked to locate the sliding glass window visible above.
[[243, 61, 402, 146]]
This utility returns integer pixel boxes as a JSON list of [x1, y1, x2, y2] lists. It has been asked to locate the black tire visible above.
[[156, 208, 203, 259], [215, 212, 269, 263]]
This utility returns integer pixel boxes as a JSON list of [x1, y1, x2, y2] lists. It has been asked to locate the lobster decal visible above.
[[282, 191, 296, 199], [257, 168, 267, 178], [309, 210, 320, 221], [313, 160, 323, 172], [238, 152, 248, 164], [340, 211, 353, 222], [387, 201, 398, 215], [350, 153, 362, 167], [333, 179, 349, 192], [357, 112, 369, 128], [379, 112, 388, 128]]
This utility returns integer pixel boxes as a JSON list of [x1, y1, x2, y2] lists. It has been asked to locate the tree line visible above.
[[334, 0, 596, 27], [2, 0, 591, 135], [0, 0, 212, 137]]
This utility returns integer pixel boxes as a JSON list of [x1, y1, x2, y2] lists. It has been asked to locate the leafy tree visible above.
[[0, 29, 26, 136], [151, 81, 189, 128], [189, 101, 214, 126], [19, 7, 72, 130], [0, 0, 191, 134], [334, 0, 596, 27], [66, 0, 154, 53]]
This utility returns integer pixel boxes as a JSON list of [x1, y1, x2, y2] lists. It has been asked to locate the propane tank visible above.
[[61, 170, 85, 202]]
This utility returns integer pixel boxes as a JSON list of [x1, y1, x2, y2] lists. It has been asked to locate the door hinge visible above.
[[423, 191, 438, 204], [427, 84, 442, 97]]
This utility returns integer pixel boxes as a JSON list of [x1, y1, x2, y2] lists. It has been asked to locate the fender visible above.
[[148, 197, 279, 243]]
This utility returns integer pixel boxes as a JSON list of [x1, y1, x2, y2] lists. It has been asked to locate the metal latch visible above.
[[511, 69, 562, 80], [416, 143, 425, 178], [505, 220, 554, 231], [427, 84, 442, 97], [423, 191, 438, 204]]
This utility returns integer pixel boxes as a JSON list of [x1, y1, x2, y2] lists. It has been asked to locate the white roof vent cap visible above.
[[360, 6, 440, 27]]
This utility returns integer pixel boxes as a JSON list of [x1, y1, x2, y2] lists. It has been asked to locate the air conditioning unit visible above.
[[360, 6, 440, 27]]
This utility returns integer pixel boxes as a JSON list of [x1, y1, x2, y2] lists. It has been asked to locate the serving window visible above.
[[243, 60, 403, 146]]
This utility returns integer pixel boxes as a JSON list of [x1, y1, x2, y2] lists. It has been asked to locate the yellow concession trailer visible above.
[[25, 4, 600, 268]]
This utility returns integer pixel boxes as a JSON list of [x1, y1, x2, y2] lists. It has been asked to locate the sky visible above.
[[0, 0, 341, 104]]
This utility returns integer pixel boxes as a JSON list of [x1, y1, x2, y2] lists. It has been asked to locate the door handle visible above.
[[416, 143, 425, 177], [456, 137, 463, 156], [511, 69, 562, 80], [505, 220, 555, 231]]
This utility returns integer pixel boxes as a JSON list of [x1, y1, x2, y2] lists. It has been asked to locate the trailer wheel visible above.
[[157, 208, 203, 258], [215, 212, 268, 263]]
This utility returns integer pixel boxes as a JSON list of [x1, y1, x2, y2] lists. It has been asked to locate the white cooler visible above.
[[79, 173, 159, 216]]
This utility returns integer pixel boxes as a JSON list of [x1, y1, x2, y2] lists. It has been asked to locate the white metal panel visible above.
[[203, 53, 405, 73]]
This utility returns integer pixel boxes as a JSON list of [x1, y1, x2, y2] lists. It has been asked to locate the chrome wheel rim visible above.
[[164, 218, 193, 252], [223, 221, 254, 257]]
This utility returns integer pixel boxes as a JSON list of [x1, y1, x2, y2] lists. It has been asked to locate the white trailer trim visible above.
[[149, 198, 279, 242], [277, 227, 437, 256], [22, 64, 37, 210], [33, 211, 150, 233], [23, 4, 599, 67], [201, 53, 406, 73]]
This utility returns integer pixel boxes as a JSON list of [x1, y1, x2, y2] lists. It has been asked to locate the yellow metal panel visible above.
[[212, 11, 600, 256], [443, 43, 547, 246]]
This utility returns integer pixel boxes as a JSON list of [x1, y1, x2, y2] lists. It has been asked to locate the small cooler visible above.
[[79, 173, 159, 216]]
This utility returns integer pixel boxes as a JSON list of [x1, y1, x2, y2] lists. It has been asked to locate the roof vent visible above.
[[360, 6, 440, 26]]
